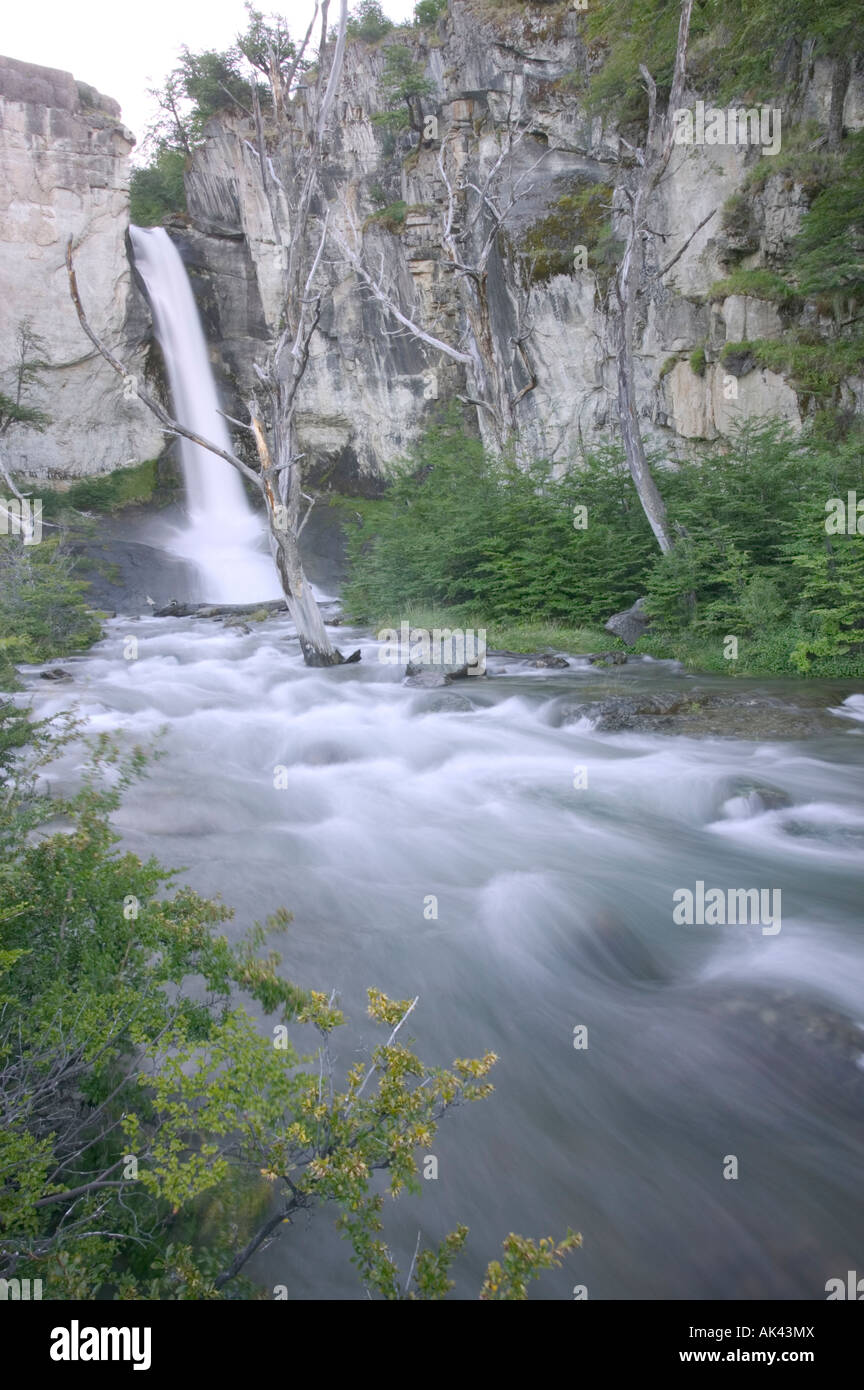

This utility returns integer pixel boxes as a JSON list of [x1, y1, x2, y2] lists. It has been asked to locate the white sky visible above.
[[3, 0, 416, 153]]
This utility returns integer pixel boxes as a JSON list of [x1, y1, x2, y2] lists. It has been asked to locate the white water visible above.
[[23, 616, 864, 1299], [129, 226, 281, 603]]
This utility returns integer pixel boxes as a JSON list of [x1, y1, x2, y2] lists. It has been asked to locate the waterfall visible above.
[[129, 226, 281, 603]]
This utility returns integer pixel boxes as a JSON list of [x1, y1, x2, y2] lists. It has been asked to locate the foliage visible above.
[[0, 321, 50, 437], [343, 407, 656, 626], [372, 44, 434, 134], [347, 1, 395, 43], [130, 146, 187, 226], [791, 130, 864, 304], [39, 461, 161, 520], [0, 710, 580, 1298], [689, 345, 707, 377], [585, 0, 864, 123], [721, 336, 864, 400], [414, 0, 447, 26], [708, 269, 796, 304], [521, 183, 619, 289], [344, 414, 864, 677], [236, 4, 301, 89], [640, 422, 864, 673], [365, 200, 408, 231], [0, 536, 102, 670]]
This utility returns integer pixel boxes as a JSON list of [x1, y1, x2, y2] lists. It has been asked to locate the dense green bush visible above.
[[343, 413, 864, 675], [347, 0, 395, 43], [0, 537, 102, 677], [130, 147, 187, 226]]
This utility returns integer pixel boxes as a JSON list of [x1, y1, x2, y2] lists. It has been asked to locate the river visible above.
[[22, 602, 864, 1299]]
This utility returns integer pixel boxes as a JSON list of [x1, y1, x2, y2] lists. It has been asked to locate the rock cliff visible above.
[[177, 1, 864, 484], [0, 55, 162, 481]]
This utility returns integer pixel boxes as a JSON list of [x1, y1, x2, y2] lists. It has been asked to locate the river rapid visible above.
[[22, 607, 864, 1300]]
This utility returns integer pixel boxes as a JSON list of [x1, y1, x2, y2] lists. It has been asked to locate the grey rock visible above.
[[404, 669, 450, 688], [530, 654, 570, 669], [586, 651, 628, 665], [412, 691, 475, 713], [559, 690, 834, 739], [604, 598, 650, 647]]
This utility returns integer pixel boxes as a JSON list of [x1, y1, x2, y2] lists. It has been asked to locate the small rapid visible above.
[[23, 612, 864, 1299]]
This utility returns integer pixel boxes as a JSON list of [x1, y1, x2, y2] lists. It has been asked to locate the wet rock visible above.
[[412, 691, 475, 713], [604, 597, 650, 647], [39, 667, 72, 681], [405, 669, 450, 688], [558, 690, 833, 738], [405, 659, 482, 682], [724, 781, 792, 816], [530, 654, 570, 669], [586, 651, 628, 665], [559, 692, 691, 731], [700, 984, 864, 1098]]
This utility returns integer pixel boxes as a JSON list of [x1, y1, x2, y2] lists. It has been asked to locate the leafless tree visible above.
[[67, 1, 357, 666], [331, 83, 547, 456], [606, 0, 714, 554]]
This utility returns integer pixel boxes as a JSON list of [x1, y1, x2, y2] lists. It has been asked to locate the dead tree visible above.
[[607, 0, 709, 554], [331, 85, 547, 456], [66, 1, 357, 666]]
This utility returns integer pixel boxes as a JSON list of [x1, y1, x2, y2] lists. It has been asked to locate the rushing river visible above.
[[23, 608, 864, 1300]]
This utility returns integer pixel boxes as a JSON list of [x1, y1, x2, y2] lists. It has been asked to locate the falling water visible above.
[[129, 226, 281, 603]]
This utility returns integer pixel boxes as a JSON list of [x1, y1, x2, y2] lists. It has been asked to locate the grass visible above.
[[721, 336, 864, 398], [636, 628, 864, 678], [708, 268, 796, 303], [39, 460, 164, 519], [364, 200, 408, 232], [355, 603, 616, 656]]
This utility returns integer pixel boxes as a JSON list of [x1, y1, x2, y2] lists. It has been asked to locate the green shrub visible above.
[[347, 0, 394, 43], [709, 269, 795, 303], [40, 460, 160, 518], [365, 199, 408, 231], [130, 146, 187, 226], [343, 414, 864, 676], [0, 536, 102, 667], [521, 183, 619, 288], [689, 346, 707, 377]]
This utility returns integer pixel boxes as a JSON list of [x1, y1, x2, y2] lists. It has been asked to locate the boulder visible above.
[[604, 598, 650, 647], [530, 654, 570, 669]]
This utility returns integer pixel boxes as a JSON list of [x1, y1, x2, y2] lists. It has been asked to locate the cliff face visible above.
[[180, 1, 864, 484], [0, 56, 162, 480]]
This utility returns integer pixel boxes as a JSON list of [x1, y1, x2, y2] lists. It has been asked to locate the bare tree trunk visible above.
[[611, 188, 674, 554], [604, 0, 696, 555], [828, 53, 850, 151]]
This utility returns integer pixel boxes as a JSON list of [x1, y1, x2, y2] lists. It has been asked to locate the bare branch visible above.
[[656, 207, 716, 279], [65, 238, 261, 489]]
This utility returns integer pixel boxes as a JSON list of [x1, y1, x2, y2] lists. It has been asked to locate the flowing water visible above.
[[128, 226, 281, 605], [43, 229, 862, 1299], [24, 613, 864, 1300]]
